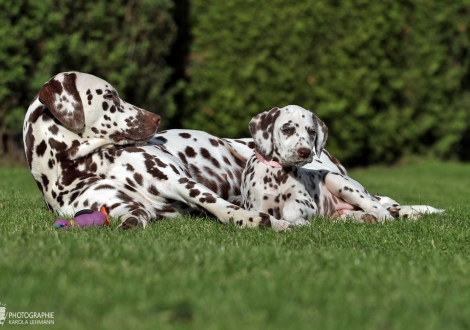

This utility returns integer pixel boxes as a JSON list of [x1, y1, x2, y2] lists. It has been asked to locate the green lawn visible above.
[[0, 162, 469, 329]]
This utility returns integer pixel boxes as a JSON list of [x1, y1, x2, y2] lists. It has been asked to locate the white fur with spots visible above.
[[23, 72, 290, 230], [241, 105, 444, 225]]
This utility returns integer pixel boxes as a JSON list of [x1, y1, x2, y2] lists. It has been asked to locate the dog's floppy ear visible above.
[[249, 107, 281, 159], [38, 72, 85, 131], [312, 113, 328, 157]]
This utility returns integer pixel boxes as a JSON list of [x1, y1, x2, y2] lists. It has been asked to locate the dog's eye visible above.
[[103, 91, 118, 101], [308, 128, 316, 136], [281, 126, 295, 135]]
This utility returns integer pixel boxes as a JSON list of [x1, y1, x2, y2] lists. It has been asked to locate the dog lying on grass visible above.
[[241, 105, 444, 225], [23, 72, 293, 230]]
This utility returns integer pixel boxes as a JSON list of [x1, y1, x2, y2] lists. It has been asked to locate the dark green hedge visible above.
[[184, 0, 470, 166], [0, 0, 177, 138], [2, 0, 469, 166]]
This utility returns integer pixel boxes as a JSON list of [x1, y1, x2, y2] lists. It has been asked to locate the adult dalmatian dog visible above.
[[24, 71, 297, 230], [241, 105, 444, 225]]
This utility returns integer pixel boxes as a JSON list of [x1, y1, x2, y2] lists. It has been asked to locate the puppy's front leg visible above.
[[282, 198, 315, 225], [323, 172, 394, 221]]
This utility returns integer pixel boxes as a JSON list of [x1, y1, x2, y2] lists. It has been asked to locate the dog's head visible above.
[[37, 72, 160, 144], [24, 72, 160, 164], [249, 105, 328, 167]]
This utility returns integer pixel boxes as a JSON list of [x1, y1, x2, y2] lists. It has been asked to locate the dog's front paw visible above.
[[361, 213, 378, 224], [271, 219, 294, 231], [376, 211, 395, 222], [397, 206, 422, 220], [117, 216, 145, 230]]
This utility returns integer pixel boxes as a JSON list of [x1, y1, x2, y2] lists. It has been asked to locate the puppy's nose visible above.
[[297, 147, 312, 159]]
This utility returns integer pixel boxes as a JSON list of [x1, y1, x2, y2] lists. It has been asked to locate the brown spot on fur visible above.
[[143, 154, 169, 180], [25, 125, 35, 169], [48, 125, 59, 135], [185, 146, 196, 158], [40, 174, 49, 192], [189, 189, 200, 197], [148, 185, 160, 195], [133, 173, 143, 186], [199, 192, 217, 203], [170, 164, 180, 174], [95, 184, 115, 190], [179, 132, 191, 139], [28, 105, 44, 124], [258, 213, 272, 227], [35, 140, 47, 157]]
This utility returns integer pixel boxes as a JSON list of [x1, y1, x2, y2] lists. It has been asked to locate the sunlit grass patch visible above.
[[1, 162, 469, 329]]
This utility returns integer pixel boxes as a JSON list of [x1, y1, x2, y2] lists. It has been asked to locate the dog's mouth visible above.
[[278, 157, 313, 167], [110, 132, 155, 146], [294, 160, 310, 167], [282, 160, 309, 167]]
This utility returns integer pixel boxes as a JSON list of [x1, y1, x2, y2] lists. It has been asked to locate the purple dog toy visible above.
[[54, 207, 110, 229]]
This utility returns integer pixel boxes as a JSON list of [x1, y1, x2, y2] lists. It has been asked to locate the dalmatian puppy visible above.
[[23, 72, 291, 230], [241, 105, 444, 225]]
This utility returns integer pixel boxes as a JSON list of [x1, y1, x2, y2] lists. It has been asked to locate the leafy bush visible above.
[[0, 0, 177, 141], [184, 0, 470, 166]]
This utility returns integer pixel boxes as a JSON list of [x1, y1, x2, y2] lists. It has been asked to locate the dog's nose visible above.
[[149, 113, 161, 127], [297, 147, 312, 159]]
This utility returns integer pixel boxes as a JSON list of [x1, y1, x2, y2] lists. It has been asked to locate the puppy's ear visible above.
[[38, 72, 85, 131], [312, 113, 328, 157], [249, 107, 281, 159]]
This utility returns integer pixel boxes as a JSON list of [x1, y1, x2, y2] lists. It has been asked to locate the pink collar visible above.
[[255, 149, 283, 168]]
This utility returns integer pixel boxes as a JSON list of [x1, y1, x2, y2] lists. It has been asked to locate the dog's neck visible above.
[[254, 149, 283, 168]]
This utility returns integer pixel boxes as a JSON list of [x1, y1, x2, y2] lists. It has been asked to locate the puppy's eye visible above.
[[307, 128, 316, 136], [281, 126, 295, 135]]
